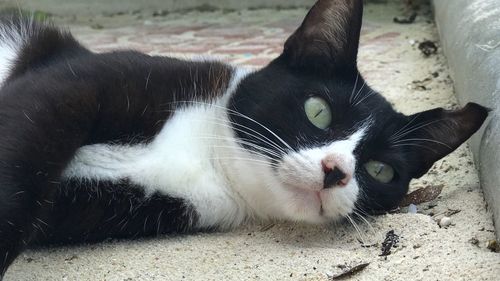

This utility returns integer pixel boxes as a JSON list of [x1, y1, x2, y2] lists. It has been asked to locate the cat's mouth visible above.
[[288, 185, 326, 214], [316, 191, 325, 216], [280, 180, 358, 223], [310, 190, 324, 213]]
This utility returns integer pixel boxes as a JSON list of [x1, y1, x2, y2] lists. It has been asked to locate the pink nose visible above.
[[321, 158, 351, 188]]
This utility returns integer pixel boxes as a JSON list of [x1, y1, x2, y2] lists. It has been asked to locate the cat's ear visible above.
[[282, 0, 363, 72], [400, 103, 489, 178]]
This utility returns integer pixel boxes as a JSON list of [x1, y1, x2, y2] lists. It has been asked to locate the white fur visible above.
[[63, 65, 370, 229], [63, 67, 253, 229], [0, 18, 33, 86], [276, 127, 367, 223]]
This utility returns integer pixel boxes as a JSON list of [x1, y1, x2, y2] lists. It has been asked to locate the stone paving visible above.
[[5, 1, 499, 280], [65, 9, 301, 67], [60, 2, 457, 114]]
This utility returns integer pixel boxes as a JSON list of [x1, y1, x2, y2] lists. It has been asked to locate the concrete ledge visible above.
[[433, 0, 500, 237]]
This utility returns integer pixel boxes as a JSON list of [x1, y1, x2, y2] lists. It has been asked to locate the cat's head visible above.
[[228, 0, 488, 223]]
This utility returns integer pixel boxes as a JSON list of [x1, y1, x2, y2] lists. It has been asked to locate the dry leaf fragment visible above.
[[380, 230, 400, 256], [393, 12, 417, 24], [418, 40, 438, 56], [399, 184, 443, 207], [330, 262, 370, 280], [259, 223, 275, 232]]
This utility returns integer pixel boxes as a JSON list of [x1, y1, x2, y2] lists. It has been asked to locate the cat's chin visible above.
[[279, 183, 358, 224]]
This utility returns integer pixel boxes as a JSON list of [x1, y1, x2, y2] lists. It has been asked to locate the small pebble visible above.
[[487, 240, 500, 252], [408, 204, 418, 214], [439, 216, 452, 227]]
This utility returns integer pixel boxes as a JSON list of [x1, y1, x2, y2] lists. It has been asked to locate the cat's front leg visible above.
[[0, 188, 37, 278], [0, 76, 99, 277]]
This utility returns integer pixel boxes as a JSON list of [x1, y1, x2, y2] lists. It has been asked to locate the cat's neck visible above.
[[141, 65, 284, 228]]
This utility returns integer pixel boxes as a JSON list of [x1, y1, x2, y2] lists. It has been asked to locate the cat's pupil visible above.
[[314, 109, 324, 118], [304, 96, 332, 130]]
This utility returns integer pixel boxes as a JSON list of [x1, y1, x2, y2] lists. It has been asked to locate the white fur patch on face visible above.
[[274, 126, 368, 223]]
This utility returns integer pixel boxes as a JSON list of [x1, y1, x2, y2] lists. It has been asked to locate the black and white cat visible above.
[[0, 0, 488, 277]]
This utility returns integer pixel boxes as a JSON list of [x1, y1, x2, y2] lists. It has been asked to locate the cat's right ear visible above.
[[282, 0, 363, 73], [399, 103, 489, 178]]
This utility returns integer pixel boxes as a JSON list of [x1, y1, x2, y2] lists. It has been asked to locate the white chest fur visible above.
[[62, 68, 259, 230], [63, 102, 248, 229]]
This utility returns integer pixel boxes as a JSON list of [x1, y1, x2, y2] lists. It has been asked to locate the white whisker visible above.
[[346, 214, 366, 245], [389, 119, 445, 142], [390, 143, 438, 153], [353, 89, 376, 107], [349, 72, 360, 104], [393, 138, 451, 149], [208, 157, 280, 169], [351, 79, 366, 106], [158, 105, 289, 154], [352, 210, 377, 238], [163, 100, 294, 152]]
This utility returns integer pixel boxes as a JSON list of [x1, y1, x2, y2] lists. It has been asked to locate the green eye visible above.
[[304, 97, 332, 129], [364, 160, 395, 183]]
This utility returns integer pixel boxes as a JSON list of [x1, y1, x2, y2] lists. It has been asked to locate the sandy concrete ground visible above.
[[5, 1, 500, 280]]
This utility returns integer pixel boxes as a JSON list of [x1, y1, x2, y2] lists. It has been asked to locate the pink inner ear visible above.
[[283, 0, 363, 71]]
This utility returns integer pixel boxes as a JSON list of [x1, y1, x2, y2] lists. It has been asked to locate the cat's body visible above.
[[0, 0, 488, 278]]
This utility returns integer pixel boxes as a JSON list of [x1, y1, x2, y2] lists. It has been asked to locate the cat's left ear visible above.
[[283, 0, 363, 72], [400, 103, 489, 178]]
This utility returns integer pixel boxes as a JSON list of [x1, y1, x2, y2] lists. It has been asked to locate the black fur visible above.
[[42, 179, 196, 244], [3, 17, 89, 81], [0, 18, 232, 276]]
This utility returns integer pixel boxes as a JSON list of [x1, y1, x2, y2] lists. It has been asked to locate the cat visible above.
[[0, 0, 488, 278]]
